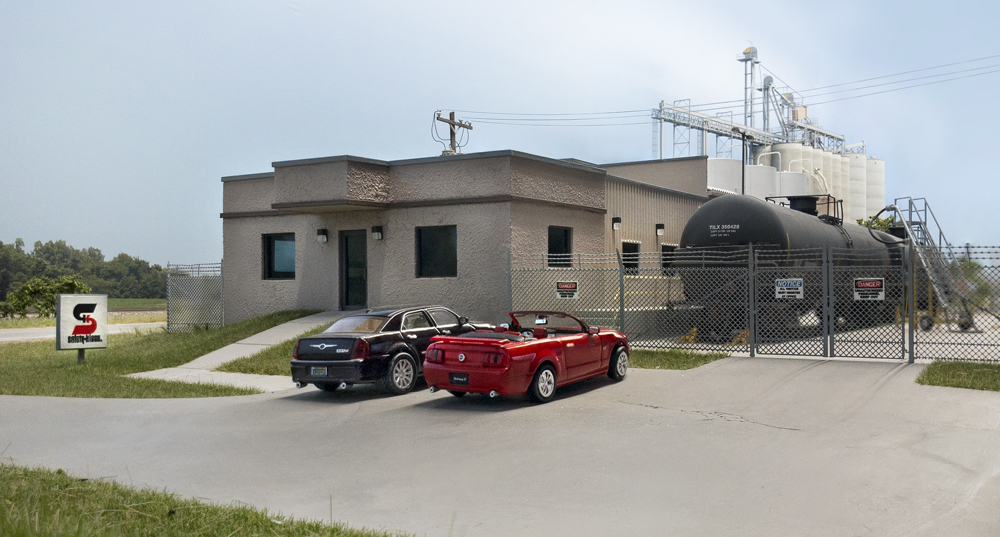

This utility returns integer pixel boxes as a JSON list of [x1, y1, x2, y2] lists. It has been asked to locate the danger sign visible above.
[[556, 281, 579, 299], [853, 278, 885, 301]]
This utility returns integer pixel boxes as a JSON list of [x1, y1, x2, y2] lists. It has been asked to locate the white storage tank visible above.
[[707, 158, 743, 194], [778, 172, 809, 197], [753, 145, 776, 169], [823, 150, 838, 204], [866, 158, 886, 218], [848, 154, 868, 221], [804, 146, 827, 195], [745, 165, 778, 199], [774, 143, 804, 173], [839, 155, 851, 221]]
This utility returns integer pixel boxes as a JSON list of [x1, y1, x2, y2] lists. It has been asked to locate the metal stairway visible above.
[[892, 197, 977, 331]]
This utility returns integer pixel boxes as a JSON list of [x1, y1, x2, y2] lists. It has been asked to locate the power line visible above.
[[809, 67, 1000, 106], [799, 53, 1000, 92]]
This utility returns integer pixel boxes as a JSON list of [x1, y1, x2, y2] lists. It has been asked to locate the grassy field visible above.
[[108, 297, 167, 311], [0, 310, 319, 398], [630, 348, 730, 370], [0, 311, 167, 329], [915, 360, 1000, 392], [0, 464, 403, 537], [216, 325, 326, 376]]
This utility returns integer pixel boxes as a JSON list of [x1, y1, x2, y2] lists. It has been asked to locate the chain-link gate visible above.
[[511, 246, 1000, 362], [167, 262, 223, 332]]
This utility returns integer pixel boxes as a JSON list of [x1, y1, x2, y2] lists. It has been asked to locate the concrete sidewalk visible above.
[[129, 311, 343, 393]]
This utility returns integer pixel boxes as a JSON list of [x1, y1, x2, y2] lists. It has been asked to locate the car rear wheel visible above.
[[608, 346, 628, 381], [381, 352, 417, 395], [447, 390, 467, 397], [528, 365, 556, 403]]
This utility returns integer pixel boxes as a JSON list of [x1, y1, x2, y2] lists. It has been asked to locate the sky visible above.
[[2, 0, 998, 266]]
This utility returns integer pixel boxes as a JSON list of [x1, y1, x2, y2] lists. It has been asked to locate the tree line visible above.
[[0, 239, 167, 302]]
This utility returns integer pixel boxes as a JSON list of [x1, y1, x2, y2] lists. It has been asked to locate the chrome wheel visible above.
[[537, 369, 555, 398], [615, 349, 628, 377], [392, 359, 414, 389]]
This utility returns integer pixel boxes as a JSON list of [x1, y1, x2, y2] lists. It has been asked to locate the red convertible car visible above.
[[423, 311, 629, 403]]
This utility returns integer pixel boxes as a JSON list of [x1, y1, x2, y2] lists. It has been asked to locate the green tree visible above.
[[0, 276, 91, 318]]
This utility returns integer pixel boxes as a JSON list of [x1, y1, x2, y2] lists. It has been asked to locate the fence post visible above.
[[616, 250, 625, 333], [907, 245, 916, 363], [748, 244, 756, 357], [823, 246, 831, 357]]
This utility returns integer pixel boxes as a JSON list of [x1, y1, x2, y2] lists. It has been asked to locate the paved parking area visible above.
[[2, 357, 999, 536]]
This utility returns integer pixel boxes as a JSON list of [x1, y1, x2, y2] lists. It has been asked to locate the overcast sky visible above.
[[2, 0, 997, 265]]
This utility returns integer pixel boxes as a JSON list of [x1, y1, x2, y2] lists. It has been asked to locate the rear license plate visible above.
[[449, 372, 469, 385], [311, 367, 328, 377]]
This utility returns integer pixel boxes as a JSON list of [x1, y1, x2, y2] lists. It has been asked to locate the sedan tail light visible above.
[[293, 340, 300, 360], [353, 339, 369, 360], [426, 347, 444, 364], [483, 352, 508, 368]]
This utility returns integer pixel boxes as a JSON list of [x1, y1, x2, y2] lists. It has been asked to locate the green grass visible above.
[[915, 360, 1000, 392], [630, 348, 730, 370], [0, 311, 167, 329], [108, 298, 167, 311], [0, 463, 405, 537], [216, 325, 327, 376], [0, 310, 319, 398]]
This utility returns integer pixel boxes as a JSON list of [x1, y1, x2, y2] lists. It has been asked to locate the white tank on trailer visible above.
[[866, 158, 886, 218], [848, 154, 868, 221]]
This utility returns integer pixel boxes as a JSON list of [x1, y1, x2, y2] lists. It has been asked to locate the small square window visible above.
[[263, 233, 295, 279], [416, 226, 457, 278], [622, 242, 639, 276], [547, 226, 572, 267]]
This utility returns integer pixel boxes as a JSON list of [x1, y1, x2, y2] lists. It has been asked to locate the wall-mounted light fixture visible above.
[[611, 217, 622, 231], [655, 223, 665, 236], [316, 229, 328, 243], [371, 226, 384, 240]]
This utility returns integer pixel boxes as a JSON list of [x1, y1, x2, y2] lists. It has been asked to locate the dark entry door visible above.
[[340, 230, 367, 310]]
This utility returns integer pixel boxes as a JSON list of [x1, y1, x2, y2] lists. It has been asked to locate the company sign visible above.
[[556, 281, 579, 299], [854, 278, 885, 301], [56, 294, 108, 350], [774, 278, 804, 299]]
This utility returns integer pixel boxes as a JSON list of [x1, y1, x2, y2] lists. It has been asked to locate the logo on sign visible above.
[[71, 304, 98, 335]]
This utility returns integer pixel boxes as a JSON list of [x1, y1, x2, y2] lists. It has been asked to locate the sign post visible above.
[[56, 294, 108, 365]]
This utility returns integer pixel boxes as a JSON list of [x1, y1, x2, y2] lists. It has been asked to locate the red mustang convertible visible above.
[[423, 311, 629, 403]]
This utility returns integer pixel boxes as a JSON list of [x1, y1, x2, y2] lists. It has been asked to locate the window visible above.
[[547, 226, 572, 267], [382, 315, 402, 332], [429, 309, 460, 328], [622, 242, 639, 275], [661, 244, 677, 275], [263, 233, 295, 279], [416, 226, 457, 278], [322, 315, 386, 334], [403, 311, 432, 330]]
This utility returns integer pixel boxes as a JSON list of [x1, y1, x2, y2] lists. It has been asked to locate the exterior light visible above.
[[611, 217, 622, 231], [371, 226, 383, 240], [655, 224, 665, 236], [316, 229, 328, 243]]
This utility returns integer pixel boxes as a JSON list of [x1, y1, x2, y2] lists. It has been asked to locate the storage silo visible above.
[[848, 154, 868, 221], [778, 171, 808, 197], [839, 155, 851, 221], [823, 150, 838, 204], [753, 145, 775, 169], [745, 165, 778, 199], [806, 146, 828, 195], [774, 143, 804, 174], [865, 158, 886, 218]]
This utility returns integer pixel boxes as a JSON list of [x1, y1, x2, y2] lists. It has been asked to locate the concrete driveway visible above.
[[2, 357, 999, 536]]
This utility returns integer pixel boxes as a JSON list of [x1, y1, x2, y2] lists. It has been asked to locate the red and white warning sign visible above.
[[853, 278, 885, 301], [556, 281, 579, 299]]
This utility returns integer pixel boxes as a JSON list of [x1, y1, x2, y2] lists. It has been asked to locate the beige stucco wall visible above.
[[510, 201, 605, 264], [273, 160, 350, 205], [510, 158, 605, 211], [602, 156, 708, 197], [223, 175, 274, 213], [390, 157, 511, 203]]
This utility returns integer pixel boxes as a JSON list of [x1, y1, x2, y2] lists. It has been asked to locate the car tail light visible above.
[[426, 347, 444, 364], [293, 340, 300, 360], [352, 339, 369, 360], [483, 352, 507, 368]]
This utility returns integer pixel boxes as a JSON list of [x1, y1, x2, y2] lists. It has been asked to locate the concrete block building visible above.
[[220, 150, 717, 324]]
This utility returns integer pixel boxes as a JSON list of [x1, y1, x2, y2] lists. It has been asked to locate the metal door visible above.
[[339, 230, 367, 310]]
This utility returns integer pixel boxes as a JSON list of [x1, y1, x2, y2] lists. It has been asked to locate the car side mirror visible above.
[[458, 316, 468, 325], [588, 326, 600, 335]]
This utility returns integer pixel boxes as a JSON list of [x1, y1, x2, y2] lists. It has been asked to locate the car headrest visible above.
[[532, 327, 547, 339], [494, 325, 506, 333]]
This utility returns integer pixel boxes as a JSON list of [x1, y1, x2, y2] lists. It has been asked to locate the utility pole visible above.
[[435, 112, 473, 155]]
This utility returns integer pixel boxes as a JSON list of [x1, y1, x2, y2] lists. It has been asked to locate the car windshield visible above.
[[511, 313, 583, 332], [323, 316, 388, 334]]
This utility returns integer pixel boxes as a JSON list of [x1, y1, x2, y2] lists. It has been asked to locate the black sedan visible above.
[[291, 305, 489, 394]]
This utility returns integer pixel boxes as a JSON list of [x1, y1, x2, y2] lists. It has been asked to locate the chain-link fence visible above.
[[511, 246, 1000, 362], [167, 262, 223, 332]]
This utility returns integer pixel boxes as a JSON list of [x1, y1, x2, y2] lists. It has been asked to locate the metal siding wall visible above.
[[605, 179, 703, 254]]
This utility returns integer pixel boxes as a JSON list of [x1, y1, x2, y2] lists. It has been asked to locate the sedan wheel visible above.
[[608, 346, 628, 381], [528, 365, 556, 403], [382, 352, 417, 395]]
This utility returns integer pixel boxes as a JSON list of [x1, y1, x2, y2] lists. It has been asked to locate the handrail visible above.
[[756, 151, 781, 170]]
